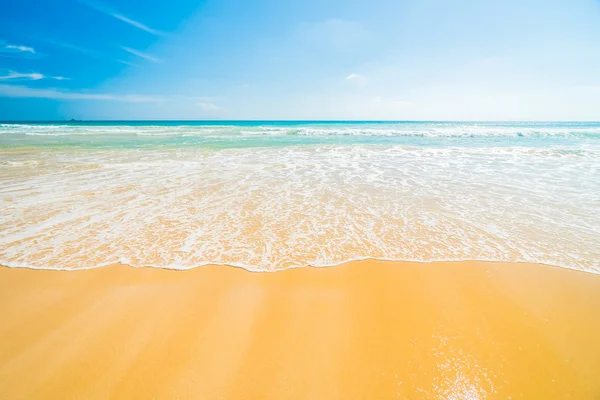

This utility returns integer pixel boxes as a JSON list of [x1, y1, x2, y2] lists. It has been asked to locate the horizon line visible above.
[[2, 119, 600, 123]]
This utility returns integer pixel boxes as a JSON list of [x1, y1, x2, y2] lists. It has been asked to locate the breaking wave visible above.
[[1, 130, 599, 273]]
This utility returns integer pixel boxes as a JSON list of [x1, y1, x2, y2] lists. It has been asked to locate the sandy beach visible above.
[[3, 0, 600, 397], [1, 260, 599, 399]]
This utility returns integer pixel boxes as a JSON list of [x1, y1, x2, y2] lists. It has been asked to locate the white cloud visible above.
[[121, 46, 159, 63], [113, 14, 164, 36], [0, 84, 164, 102], [345, 73, 368, 86], [198, 102, 220, 112], [0, 71, 44, 80], [4, 44, 35, 54], [0, 42, 38, 58], [0, 71, 70, 81], [116, 59, 139, 67], [79, 0, 164, 36]]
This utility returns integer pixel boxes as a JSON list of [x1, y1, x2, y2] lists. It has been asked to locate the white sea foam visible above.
[[2, 122, 600, 138], [1, 143, 599, 273]]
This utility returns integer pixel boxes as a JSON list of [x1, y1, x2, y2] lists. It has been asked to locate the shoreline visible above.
[[1, 260, 600, 399], [1, 258, 597, 275]]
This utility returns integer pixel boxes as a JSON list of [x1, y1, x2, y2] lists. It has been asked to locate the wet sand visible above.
[[1, 260, 599, 399]]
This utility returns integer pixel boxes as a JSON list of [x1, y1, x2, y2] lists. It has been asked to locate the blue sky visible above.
[[1, 0, 600, 120]]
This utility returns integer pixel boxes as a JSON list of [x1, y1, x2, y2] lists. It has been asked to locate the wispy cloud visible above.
[[0, 71, 70, 81], [345, 73, 368, 86], [4, 44, 35, 54], [79, 0, 164, 36], [121, 46, 159, 63], [0, 41, 38, 58], [116, 59, 139, 67], [0, 84, 164, 102], [0, 71, 44, 81], [113, 15, 164, 36]]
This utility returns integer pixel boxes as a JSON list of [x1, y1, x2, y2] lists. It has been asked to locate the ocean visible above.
[[1, 121, 599, 272]]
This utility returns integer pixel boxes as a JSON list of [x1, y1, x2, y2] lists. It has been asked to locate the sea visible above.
[[1, 121, 599, 272]]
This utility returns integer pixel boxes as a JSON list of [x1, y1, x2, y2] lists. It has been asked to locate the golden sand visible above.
[[1, 260, 599, 399]]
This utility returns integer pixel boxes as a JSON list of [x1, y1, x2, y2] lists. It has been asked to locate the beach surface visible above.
[[1, 260, 599, 399]]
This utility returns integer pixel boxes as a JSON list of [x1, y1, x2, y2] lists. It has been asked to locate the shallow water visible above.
[[1, 121, 599, 272]]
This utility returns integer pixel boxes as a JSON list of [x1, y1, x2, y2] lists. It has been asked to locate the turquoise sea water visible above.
[[2, 120, 600, 149], [1, 121, 599, 272]]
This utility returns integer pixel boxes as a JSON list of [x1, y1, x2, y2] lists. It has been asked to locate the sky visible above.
[[1, 0, 600, 120]]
